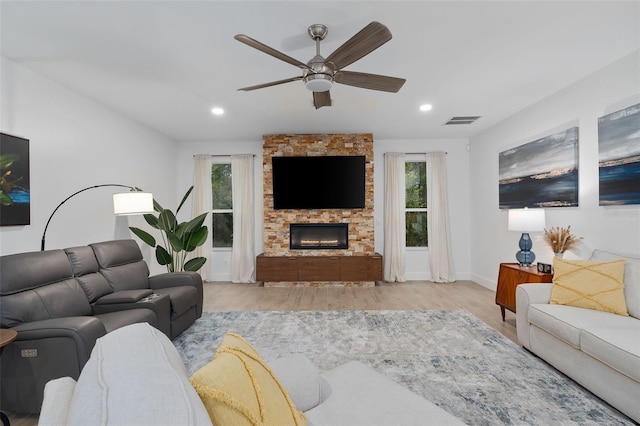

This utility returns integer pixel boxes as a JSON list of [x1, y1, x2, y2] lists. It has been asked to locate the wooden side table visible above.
[[0, 329, 17, 426], [0, 329, 17, 348], [495, 263, 553, 321]]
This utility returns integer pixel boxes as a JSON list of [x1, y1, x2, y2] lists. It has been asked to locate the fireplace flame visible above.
[[301, 239, 340, 246]]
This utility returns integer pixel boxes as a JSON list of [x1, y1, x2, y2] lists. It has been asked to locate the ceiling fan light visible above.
[[304, 74, 333, 92]]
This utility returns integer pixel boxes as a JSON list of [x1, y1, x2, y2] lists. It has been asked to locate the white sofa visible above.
[[39, 322, 465, 425], [516, 249, 640, 423]]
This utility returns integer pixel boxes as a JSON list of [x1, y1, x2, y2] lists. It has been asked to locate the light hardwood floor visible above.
[[202, 280, 518, 343], [7, 280, 513, 426]]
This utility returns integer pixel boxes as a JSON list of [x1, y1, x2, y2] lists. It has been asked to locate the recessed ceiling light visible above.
[[419, 104, 433, 112], [211, 107, 224, 116]]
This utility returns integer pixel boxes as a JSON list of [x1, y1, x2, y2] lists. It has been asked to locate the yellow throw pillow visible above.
[[550, 258, 628, 316], [190, 332, 306, 426]]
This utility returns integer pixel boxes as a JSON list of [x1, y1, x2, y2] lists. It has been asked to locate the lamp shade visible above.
[[508, 208, 545, 232], [113, 192, 154, 215]]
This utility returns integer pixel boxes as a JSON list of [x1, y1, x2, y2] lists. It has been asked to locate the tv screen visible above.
[[272, 156, 366, 209]]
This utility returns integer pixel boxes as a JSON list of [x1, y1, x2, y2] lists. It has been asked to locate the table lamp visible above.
[[508, 208, 545, 266]]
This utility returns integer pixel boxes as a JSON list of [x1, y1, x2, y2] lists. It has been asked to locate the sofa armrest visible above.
[[13, 316, 106, 358], [269, 354, 323, 412], [149, 271, 202, 289], [91, 294, 172, 338], [94, 289, 153, 305], [149, 272, 203, 317], [516, 283, 553, 349], [1, 317, 106, 413], [39, 377, 76, 426]]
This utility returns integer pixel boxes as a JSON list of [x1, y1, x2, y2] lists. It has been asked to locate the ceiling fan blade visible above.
[[325, 22, 392, 70], [238, 76, 303, 91], [334, 71, 406, 93], [234, 34, 310, 70], [313, 91, 331, 109]]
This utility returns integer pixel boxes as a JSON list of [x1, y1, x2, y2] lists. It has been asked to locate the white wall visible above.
[[0, 57, 178, 274], [470, 50, 640, 290], [178, 137, 472, 281]]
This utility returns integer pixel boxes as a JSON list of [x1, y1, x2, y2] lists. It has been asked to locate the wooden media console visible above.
[[256, 253, 383, 287]]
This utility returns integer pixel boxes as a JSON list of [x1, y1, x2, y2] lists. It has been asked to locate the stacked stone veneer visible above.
[[263, 133, 375, 272]]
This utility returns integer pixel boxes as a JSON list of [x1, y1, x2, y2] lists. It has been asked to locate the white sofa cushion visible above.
[[269, 354, 323, 412], [304, 360, 465, 426], [528, 304, 636, 349], [591, 249, 640, 319], [66, 323, 212, 426], [581, 326, 640, 382], [39, 377, 77, 426]]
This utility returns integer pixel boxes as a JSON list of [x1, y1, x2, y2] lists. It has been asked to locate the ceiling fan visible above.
[[234, 22, 406, 109]]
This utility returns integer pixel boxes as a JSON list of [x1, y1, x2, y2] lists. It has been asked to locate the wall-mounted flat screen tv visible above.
[[272, 155, 366, 209]]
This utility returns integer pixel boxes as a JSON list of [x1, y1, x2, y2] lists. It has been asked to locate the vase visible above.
[[554, 252, 564, 259]]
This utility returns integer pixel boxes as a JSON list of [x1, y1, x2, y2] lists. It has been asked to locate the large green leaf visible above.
[[185, 227, 208, 252], [176, 186, 194, 215], [184, 212, 208, 233], [129, 227, 156, 247], [167, 232, 184, 252], [184, 257, 206, 272], [175, 222, 188, 240], [153, 199, 164, 213], [155, 245, 172, 266], [158, 209, 177, 233], [143, 214, 159, 229], [0, 154, 19, 170], [0, 192, 13, 206]]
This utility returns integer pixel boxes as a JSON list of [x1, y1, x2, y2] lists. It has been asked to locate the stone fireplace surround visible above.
[[260, 133, 380, 286]]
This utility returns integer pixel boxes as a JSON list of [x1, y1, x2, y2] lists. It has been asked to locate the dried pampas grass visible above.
[[543, 226, 581, 254]]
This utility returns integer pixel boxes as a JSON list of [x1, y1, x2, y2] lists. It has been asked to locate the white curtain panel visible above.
[[384, 152, 406, 282], [230, 154, 256, 283], [192, 155, 213, 281], [426, 152, 456, 283]]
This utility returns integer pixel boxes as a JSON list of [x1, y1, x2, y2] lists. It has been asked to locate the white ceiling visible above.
[[1, 1, 638, 143]]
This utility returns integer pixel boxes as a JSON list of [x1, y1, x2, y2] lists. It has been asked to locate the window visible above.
[[405, 160, 428, 247], [211, 162, 232, 248]]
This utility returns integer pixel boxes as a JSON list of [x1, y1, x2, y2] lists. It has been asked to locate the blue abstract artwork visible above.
[[0, 133, 30, 226], [598, 103, 640, 206], [499, 127, 579, 209]]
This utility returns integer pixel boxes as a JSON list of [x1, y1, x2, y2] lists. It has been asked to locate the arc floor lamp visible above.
[[40, 184, 153, 251]]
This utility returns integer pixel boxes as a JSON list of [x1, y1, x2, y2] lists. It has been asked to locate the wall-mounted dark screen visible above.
[[272, 156, 366, 209]]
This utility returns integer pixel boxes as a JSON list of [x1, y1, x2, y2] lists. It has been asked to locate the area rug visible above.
[[173, 310, 633, 425]]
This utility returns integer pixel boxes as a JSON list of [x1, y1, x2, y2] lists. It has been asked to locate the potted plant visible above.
[[130, 186, 208, 272], [543, 226, 581, 258]]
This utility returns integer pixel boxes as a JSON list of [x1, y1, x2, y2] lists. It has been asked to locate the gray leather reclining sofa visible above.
[[0, 239, 203, 414]]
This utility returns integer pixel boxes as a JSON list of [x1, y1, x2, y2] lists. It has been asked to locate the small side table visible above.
[[0, 329, 16, 348], [495, 263, 553, 321], [0, 329, 17, 426]]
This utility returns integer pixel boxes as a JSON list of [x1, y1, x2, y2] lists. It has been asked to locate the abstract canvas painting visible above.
[[598, 102, 640, 206], [499, 127, 579, 209], [0, 133, 30, 226]]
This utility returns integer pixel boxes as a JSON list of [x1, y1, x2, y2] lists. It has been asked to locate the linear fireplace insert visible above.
[[290, 223, 348, 250]]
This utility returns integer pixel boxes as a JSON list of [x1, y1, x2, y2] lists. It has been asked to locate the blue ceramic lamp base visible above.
[[515, 232, 536, 266]]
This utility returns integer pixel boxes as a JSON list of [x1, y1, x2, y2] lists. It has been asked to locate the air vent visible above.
[[444, 116, 481, 125]]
